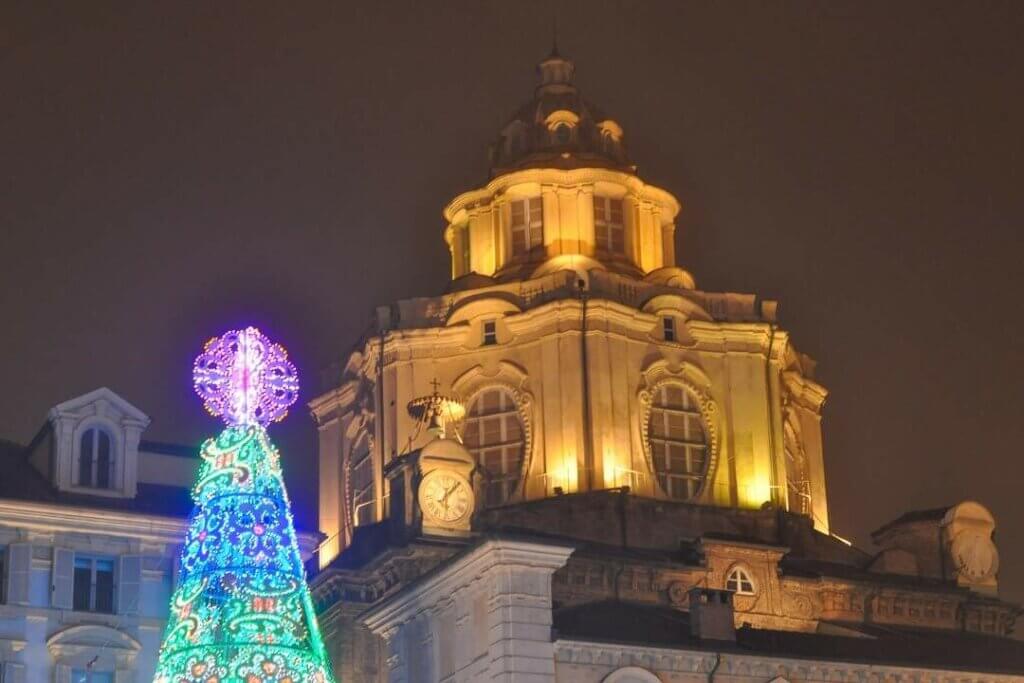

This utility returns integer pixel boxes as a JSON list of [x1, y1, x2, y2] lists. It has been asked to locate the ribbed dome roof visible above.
[[488, 49, 634, 178]]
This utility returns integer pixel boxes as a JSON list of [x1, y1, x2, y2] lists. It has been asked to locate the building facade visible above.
[[309, 49, 1022, 682], [0, 388, 318, 683]]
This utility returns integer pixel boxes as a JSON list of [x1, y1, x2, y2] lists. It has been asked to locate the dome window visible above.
[[725, 566, 756, 595], [510, 197, 544, 256], [647, 383, 709, 500], [594, 196, 625, 254], [462, 388, 525, 506]]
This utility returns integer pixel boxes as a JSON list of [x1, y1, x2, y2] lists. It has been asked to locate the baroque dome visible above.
[[488, 47, 634, 178]]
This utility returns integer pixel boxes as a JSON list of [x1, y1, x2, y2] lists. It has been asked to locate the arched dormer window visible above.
[[725, 565, 756, 595], [77, 426, 114, 489]]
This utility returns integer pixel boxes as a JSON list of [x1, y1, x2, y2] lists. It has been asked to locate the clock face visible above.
[[419, 470, 472, 524]]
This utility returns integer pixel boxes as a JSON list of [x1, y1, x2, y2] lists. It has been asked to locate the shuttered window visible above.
[[648, 384, 708, 500], [72, 556, 114, 613], [462, 389, 525, 506], [5, 543, 31, 606], [594, 196, 625, 254], [510, 198, 543, 257], [117, 555, 142, 615]]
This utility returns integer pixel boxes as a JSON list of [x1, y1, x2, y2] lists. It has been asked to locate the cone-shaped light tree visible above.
[[153, 327, 335, 683]]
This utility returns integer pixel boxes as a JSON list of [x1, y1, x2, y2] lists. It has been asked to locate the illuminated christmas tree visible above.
[[153, 327, 335, 683]]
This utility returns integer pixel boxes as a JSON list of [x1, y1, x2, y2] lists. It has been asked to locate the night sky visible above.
[[3, 3, 1023, 606]]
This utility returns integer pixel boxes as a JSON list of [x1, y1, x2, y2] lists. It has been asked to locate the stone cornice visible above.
[[554, 638, 1022, 682], [444, 167, 680, 224], [0, 498, 322, 557], [361, 537, 574, 635]]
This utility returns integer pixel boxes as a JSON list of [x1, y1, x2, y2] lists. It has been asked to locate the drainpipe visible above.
[[764, 322, 781, 509], [578, 278, 595, 491], [708, 652, 722, 683]]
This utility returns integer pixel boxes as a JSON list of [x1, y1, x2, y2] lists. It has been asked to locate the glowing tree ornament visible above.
[[153, 327, 335, 683]]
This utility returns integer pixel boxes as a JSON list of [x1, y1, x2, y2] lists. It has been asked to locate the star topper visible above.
[[193, 327, 299, 427]]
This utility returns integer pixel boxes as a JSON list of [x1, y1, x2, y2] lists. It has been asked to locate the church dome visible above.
[[488, 48, 634, 177]]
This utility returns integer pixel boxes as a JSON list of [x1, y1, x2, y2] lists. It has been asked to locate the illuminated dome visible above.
[[488, 47, 634, 177]]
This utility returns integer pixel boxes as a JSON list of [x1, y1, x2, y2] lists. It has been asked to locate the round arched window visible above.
[[647, 384, 708, 500], [462, 388, 525, 506], [78, 426, 114, 489], [725, 566, 756, 595]]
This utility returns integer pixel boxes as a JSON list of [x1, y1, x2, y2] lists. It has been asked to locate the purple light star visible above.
[[193, 327, 299, 427]]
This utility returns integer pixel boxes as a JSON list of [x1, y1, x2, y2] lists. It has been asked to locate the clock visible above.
[[418, 469, 473, 525]]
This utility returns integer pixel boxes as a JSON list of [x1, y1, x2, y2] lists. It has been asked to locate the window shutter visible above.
[[51, 548, 74, 610], [53, 664, 71, 683], [5, 543, 31, 606], [117, 554, 142, 615]]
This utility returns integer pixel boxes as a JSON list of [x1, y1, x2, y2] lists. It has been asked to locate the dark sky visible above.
[[3, 3, 1023, 606]]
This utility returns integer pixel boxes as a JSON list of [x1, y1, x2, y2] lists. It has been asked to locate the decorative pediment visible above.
[[48, 387, 149, 427]]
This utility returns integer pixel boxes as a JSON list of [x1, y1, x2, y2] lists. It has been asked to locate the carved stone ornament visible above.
[[950, 530, 999, 582]]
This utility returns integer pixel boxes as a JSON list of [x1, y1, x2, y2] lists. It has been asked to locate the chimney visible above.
[[688, 588, 736, 642]]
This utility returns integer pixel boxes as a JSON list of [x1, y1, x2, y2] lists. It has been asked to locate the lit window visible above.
[[77, 427, 114, 489], [647, 384, 708, 500], [510, 198, 543, 257], [350, 434, 375, 528], [72, 671, 114, 683], [73, 556, 115, 613], [725, 566, 755, 595], [662, 316, 676, 342], [462, 389, 525, 506], [594, 197, 625, 254], [482, 320, 498, 346]]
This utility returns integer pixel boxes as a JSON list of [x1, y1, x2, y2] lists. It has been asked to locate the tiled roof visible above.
[[0, 440, 193, 518]]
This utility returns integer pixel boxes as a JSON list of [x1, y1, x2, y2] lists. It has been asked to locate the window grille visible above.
[[647, 384, 708, 500], [594, 196, 625, 254], [725, 566, 755, 595], [462, 389, 525, 506], [350, 434, 375, 527], [510, 198, 543, 257]]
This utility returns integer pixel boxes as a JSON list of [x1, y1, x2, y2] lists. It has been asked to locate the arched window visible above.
[[784, 421, 811, 516], [350, 433, 375, 528], [648, 384, 708, 500], [77, 427, 114, 489], [725, 566, 756, 595], [462, 388, 525, 506]]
